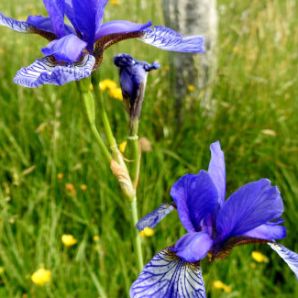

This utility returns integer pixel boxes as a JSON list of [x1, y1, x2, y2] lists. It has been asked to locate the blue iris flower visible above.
[[114, 53, 159, 121], [0, 0, 205, 88], [131, 141, 298, 298]]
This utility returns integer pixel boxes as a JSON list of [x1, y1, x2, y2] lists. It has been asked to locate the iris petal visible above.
[[13, 55, 95, 88], [136, 203, 175, 231], [216, 179, 284, 241], [43, 0, 65, 37], [141, 26, 205, 53], [170, 171, 218, 232], [130, 248, 206, 298], [208, 141, 226, 206], [42, 34, 87, 63], [95, 20, 152, 40], [244, 223, 286, 241], [0, 12, 30, 32], [268, 243, 298, 279], [172, 232, 213, 263], [71, 0, 108, 48], [27, 16, 74, 35]]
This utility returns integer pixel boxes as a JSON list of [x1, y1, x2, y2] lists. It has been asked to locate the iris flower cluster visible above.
[[0, 0, 204, 88], [131, 142, 298, 297]]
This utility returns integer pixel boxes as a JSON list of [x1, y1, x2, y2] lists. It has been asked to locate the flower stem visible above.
[[129, 120, 141, 188], [91, 73, 122, 164], [78, 82, 112, 163], [90, 73, 144, 271], [131, 196, 144, 271]]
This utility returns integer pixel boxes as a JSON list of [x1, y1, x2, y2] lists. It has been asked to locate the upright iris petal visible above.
[[170, 171, 218, 233], [216, 179, 284, 241], [208, 141, 226, 206], [71, 0, 108, 49], [43, 0, 65, 37]]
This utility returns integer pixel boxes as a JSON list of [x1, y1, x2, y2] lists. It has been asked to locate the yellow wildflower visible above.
[[99, 79, 117, 91], [93, 235, 100, 242], [108, 87, 123, 101], [0, 267, 5, 274], [119, 141, 127, 153], [111, 0, 120, 5], [252, 251, 269, 263], [139, 227, 155, 238], [187, 84, 196, 92], [31, 268, 51, 286], [57, 173, 64, 180], [213, 280, 232, 293], [80, 184, 88, 192], [61, 234, 78, 247], [65, 183, 76, 196]]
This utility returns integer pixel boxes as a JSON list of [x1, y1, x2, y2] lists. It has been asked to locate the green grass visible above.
[[0, 0, 297, 297]]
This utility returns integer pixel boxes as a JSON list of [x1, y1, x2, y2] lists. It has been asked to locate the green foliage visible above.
[[0, 0, 297, 297]]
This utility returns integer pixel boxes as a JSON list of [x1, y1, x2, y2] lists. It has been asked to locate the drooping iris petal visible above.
[[170, 171, 218, 232], [42, 34, 87, 63], [244, 223, 286, 241], [13, 55, 95, 88], [27, 16, 74, 35], [43, 0, 65, 37], [216, 179, 284, 241], [95, 20, 152, 40], [0, 12, 30, 32], [171, 232, 213, 263], [268, 243, 298, 279], [71, 0, 108, 48], [136, 203, 175, 231], [130, 248, 206, 298], [208, 141, 226, 206], [141, 26, 205, 53]]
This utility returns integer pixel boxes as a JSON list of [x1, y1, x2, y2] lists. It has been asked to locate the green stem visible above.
[[131, 196, 144, 271], [91, 73, 122, 163], [90, 73, 144, 271], [129, 120, 141, 188], [79, 82, 112, 163]]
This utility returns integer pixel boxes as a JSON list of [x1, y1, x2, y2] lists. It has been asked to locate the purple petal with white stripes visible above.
[[13, 55, 95, 88], [0, 12, 30, 32], [130, 249, 206, 298], [268, 243, 298, 279], [141, 26, 205, 53], [136, 203, 175, 231]]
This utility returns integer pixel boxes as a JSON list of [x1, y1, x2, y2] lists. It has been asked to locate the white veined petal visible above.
[[14, 55, 95, 88], [268, 242, 298, 279], [0, 12, 29, 32], [136, 203, 175, 231], [130, 248, 206, 298], [141, 26, 205, 53]]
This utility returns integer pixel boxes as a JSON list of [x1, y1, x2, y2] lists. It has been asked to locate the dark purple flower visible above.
[[131, 141, 298, 298], [0, 0, 205, 88], [114, 53, 159, 121]]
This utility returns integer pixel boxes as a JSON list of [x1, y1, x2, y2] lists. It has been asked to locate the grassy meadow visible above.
[[0, 0, 297, 297]]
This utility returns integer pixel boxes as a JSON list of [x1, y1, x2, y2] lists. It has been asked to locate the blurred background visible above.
[[0, 0, 297, 297]]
